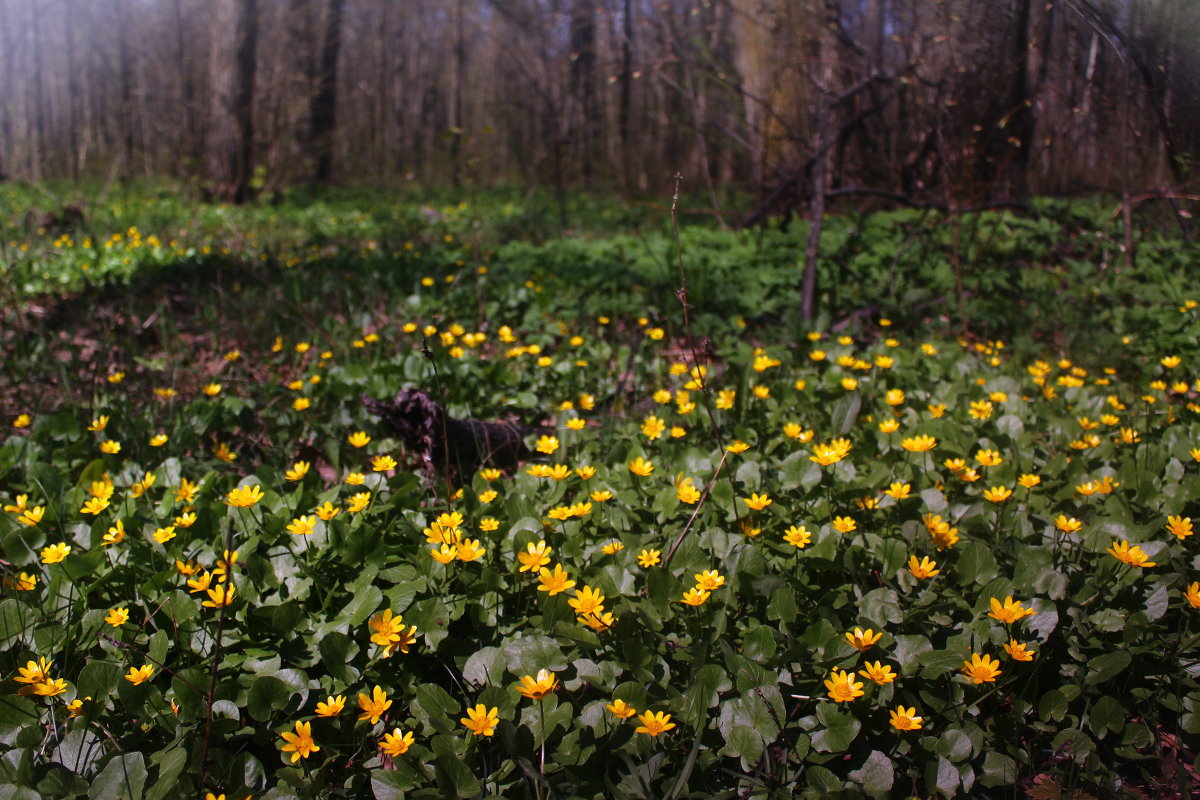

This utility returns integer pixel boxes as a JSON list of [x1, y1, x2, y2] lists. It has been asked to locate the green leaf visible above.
[[1039, 688, 1069, 722], [811, 703, 860, 753], [926, 755, 959, 798], [937, 727, 973, 762], [462, 646, 507, 688], [1088, 695, 1126, 738], [88, 753, 146, 800], [144, 749, 187, 800], [918, 648, 964, 678], [247, 675, 292, 722], [1085, 651, 1131, 685], [501, 634, 566, 675], [979, 752, 1017, 788], [849, 750, 894, 797], [433, 753, 480, 798]]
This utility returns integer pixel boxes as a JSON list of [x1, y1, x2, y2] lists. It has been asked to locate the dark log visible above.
[[362, 389, 534, 484]]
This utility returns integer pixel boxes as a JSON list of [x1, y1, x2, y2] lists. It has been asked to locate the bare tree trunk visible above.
[[569, 0, 597, 185], [207, 0, 258, 203], [173, 0, 201, 174], [619, 0, 634, 189], [311, 0, 343, 183], [450, 0, 466, 186]]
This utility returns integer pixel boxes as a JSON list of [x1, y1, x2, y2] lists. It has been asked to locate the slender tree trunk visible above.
[[569, 0, 597, 185], [311, 0, 343, 183], [207, 0, 258, 203], [450, 0, 466, 186], [173, 0, 201, 174]]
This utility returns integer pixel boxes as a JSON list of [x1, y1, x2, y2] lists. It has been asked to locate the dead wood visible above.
[[362, 388, 535, 484]]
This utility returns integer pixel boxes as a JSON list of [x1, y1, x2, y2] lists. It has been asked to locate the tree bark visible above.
[[207, 0, 258, 203], [311, 0, 344, 184]]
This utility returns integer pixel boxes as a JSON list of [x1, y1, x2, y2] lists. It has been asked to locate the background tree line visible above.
[[0, 0, 1197, 222]]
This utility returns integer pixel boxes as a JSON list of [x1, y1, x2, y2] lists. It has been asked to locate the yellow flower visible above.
[[628, 457, 654, 476], [784, 525, 812, 549], [87, 415, 110, 432], [858, 661, 896, 684], [579, 610, 616, 631], [380, 727, 415, 757], [884, 482, 911, 500], [153, 526, 177, 544], [124, 665, 154, 685], [640, 415, 666, 440], [928, 404, 946, 418], [225, 485, 264, 508], [679, 587, 711, 606], [187, 572, 214, 594], [1017, 473, 1041, 488], [1166, 516, 1194, 540], [568, 586, 606, 616], [456, 539, 485, 561], [175, 478, 200, 504], [518, 542, 551, 572], [107, 371, 124, 383], [743, 493, 771, 511], [638, 549, 661, 567], [694, 570, 725, 591], [590, 489, 613, 502], [315, 695, 346, 717], [1185, 582, 1200, 609], [975, 449, 1002, 466], [969, 399, 994, 421], [607, 699, 637, 718], [12, 414, 31, 429], [347, 492, 371, 513], [18, 505, 45, 526], [293, 397, 311, 411], [41, 543, 71, 564], [280, 720, 320, 762], [285, 461, 310, 482], [537, 564, 575, 595], [824, 668, 865, 702], [80, 496, 110, 515], [1162, 355, 1182, 368], [1054, 515, 1082, 534], [810, 438, 852, 465], [715, 389, 737, 410], [575, 465, 596, 480], [480, 518, 500, 532], [1108, 540, 1155, 568], [10, 572, 37, 591], [878, 418, 900, 434], [841, 377, 859, 391], [203, 585, 236, 608], [14, 658, 53, 688], [105, 608, 129, 627], [430, 544, 458, 564], [907, 555, 939, 579], [988, 596, 1036, 623], [726, 440, 750, 453], [315, 502, 340, 521], [961, 653, 1002, 684], [832, 516, 856, 534], [358, 686, 393, 724], [516, 668, 559, 700], [287, 515, 317, 536], [370, 454, 397, 472], [348, 431, 371, 448], [844, 627, 882, 652], [202, 382, 222, 397], [982, 486, 1012, 503], [461, 703, 500, 736], [99, 440, 121, 454], [884, 388, 905, 406], [635, 710, 676, 736], [889, 705, 923, 730], [1003, 639, 1035, 661], [674, 476, 701, 505], [33, 678, 69, 697]]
